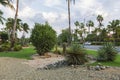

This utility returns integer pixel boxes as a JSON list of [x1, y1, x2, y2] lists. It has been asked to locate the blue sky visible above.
[[0, 0, 120, 38]]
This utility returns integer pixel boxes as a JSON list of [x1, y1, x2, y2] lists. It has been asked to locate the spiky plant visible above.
[[97, 42, 118, 61], [66, 44, 87, 65]]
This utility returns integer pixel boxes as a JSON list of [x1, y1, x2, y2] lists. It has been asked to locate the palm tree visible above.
[[0, 10, 5, 24], [66, 0, 75, 44], [0, 0, 14, 9], [11, 0, 19, 48], [86, 20, 94, 34], [21, 23, 29, 37], [107, 20, 120, 39], [5, 18, 22, 42], [0, 0, 14, 25], [21, 23, 29, 46], [97, 15, 103, 29]]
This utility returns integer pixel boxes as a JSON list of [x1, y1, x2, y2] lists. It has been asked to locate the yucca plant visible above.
[[66, 44, 87, 65], [97, 42, 118, 61]]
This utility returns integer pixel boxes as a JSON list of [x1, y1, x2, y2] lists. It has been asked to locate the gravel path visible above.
[[0, 57, 120, 80]]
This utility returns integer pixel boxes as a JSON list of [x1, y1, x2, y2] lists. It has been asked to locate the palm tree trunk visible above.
[[11, 0, 19, 49], [68, 0, 71, 45]]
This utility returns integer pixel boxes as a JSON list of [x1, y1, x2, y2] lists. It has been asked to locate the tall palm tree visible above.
[[11, 0, 19, 48], [97, 15, 103, 29], [86, 20, 94, 34], [66, 0, 75, 44]]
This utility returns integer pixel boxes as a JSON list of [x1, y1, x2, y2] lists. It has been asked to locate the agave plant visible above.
[[66, 44, 87, 65], [97, 42, 118, 61]]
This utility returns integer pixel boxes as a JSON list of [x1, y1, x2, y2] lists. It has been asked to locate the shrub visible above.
[[97, 42, 118, 61], [30, 22, 57, 55], [13, 45, 22, 51], [1, 42, 10, 51], [66, 44, 87, 65]]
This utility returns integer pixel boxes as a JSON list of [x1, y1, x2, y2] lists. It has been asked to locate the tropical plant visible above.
[[0, 10, 5, 24], [107, 19, 120, 39], [21, 23, 29, 46], [0, 0, 14, 9], [5, 18, 22, 42], [86, 20, 94, 34], [74, 21, 85, 43], [11, 0, 19, 48], [66, 44, 87, 65], [97, 42, 118, 61], [30, 22, 57, 55], [66, 0, 75, 44], [97, 15, 104, 29]]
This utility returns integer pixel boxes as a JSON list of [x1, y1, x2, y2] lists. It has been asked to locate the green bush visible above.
[[13, 45, 22, 51], [66, 44, 87, 65], [30, 22, 57, 55], [97, 42, 118, 61], [1, 42, 10, 51]]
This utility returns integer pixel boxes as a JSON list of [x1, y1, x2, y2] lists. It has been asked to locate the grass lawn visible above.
[[86, 49, 120, 67], [0, 47, 36, 59]]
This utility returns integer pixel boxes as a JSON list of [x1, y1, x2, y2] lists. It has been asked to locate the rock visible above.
[[95, 65, 101, 71], [100, 66, 106, 70]]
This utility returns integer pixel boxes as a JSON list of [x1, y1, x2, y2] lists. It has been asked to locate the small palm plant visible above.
[[66, 44, 87, 65], [97, 42, 118, 61]]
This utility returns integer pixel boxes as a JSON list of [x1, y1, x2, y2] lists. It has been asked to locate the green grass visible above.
[[0, 47, 36, 59], [86, 49, 120, 67], [86, 49, 97, 57]]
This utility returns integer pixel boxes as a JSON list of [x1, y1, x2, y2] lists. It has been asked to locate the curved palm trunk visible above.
[[68, 0, 72, 45], [11, 0, 19, 48]]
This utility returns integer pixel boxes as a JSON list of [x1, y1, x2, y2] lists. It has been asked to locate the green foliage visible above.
[[30, 22, 57, 55], [97, 42, 118, 61], [66, 44, 87, 65], [13, 45, 22, 51], [86, 34, 97, 42], [1, 42, 10, 51], [58, 28, 70, 45], [0, 31, 8, 43]]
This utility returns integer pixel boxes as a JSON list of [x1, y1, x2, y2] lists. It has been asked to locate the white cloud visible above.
[[19, 6, 35, 19], [44, 0, 61, 7]]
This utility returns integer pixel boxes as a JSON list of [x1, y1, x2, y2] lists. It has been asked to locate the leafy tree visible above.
[[30, 22, 57, 55], [58, 28, 70, 45], [85, 34, 97, 42]]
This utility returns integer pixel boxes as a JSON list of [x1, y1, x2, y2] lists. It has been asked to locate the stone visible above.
[[95, 65, 101, 71]]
